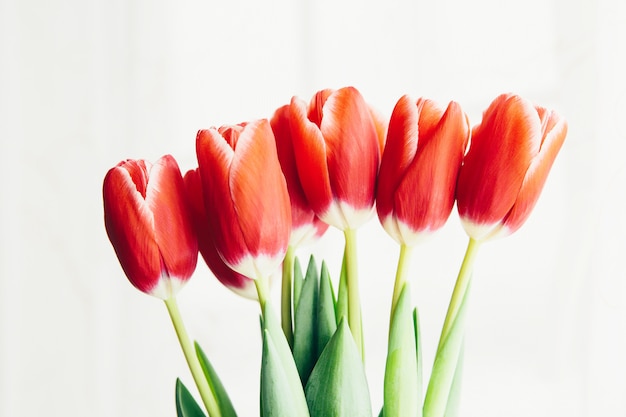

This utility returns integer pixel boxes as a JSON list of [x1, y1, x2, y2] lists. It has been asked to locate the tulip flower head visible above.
[[289, 86, 383, 230], [456, 93, 567, 241], [103, 155, 198, 299], [270, 104, 329, 247], [377, 96, 470, 246], [184, 168, 257, 299], [196, 120, 291, 281]]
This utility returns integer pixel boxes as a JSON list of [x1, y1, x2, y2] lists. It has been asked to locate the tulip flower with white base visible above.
[[424, 94, 567, 417]]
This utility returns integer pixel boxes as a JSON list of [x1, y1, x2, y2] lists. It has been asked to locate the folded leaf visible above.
[[261, 304, 310, 417], [293, 256, 320, 383], [293, 257, 305, 312], [175, 378, 206, 417], [423, 280, 471, 417], [383, 282, 419, 417], [317, 261, 337, 354], [414, 308, 423, 417], [305, 319, 372, 417], [335, 252, 348, 325], [443, 341, 464, 417], [195, 342, 238, 417]]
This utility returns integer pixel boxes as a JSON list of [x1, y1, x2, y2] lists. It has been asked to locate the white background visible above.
[[1, 0, 625, 416]]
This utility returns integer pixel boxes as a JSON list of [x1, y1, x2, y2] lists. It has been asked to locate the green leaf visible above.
[[383, 282, 419, 417], [414, 308, 423, 417], [175, 378, 206, 417], [317, 261, 337, 354], [443, 341, 464, 417], [195, 342, 238, 417], [423, 280, 471, 417], [293, 257, 304, 310], [305, 319, 372, 417], [293, 256, 320, 384], [335, 252, 348, 325], [261, 304, 310, 417]]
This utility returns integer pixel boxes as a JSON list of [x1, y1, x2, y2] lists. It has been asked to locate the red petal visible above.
[[289, 96, 334, 216], [146, 155, 197, 282], [369, 105, 388, 156], [271, 105, 322, 232], [321, 86, 380, 209], [184, 169, 256, 298], [229, 119, 291, 258], [376, 95, 420, 221], [456, 94, 541, 226], [394, 100, 469, 231], [502, 108, 567, 233], [196, 129, 249, 269], [103, 160, 161, 294]]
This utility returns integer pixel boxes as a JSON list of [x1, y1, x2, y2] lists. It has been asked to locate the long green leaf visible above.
[[383, 282, 419, 417], [414, 308, 423, 417], [305, 319, 372, 417], [293, 257, 304, 311], [175, 378, 206, 417], [261, 304, 310, 417], [293, 256, 320, 383], [261, 329, 309, 417], [317, 261, 337, 354], [195, 342, 238, 417], [335, 252, 348, 325], [423, 280, 471, 417], [443, 341, 464, 417]]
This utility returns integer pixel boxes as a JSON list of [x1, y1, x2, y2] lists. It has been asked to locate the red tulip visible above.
[[456, 93, 567, 240], [289, 86, 383, 230], [377, 96, 470, 245], [184, 168, 257, 299], [270, 104, 329, 247], [103, 155, 197, 299], [196, 119, 291, 280]]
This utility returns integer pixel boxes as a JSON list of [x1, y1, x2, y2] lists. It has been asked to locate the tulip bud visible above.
[[456, 93, 567, 241], [376, 95, 470, 246], [183, 168, 257, 299], [103, 155, 198, 299], [289, 86, 383, 230], [196, 119, 291, 280], [270, 104, 329, 247]]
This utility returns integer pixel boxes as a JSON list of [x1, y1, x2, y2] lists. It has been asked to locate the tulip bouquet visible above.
[[103, 87, 567, 417]]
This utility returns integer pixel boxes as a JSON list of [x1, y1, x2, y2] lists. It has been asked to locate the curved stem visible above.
[[343, 228, 363, 357], [164, 297, 222, 417], [281, 246, 295, 346], [391, 243, 412, 315], [254, 276, 270, 316], [424, 238, 481, 417], [437, 237, 481, 351]]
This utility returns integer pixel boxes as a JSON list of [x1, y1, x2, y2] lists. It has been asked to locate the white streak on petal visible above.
[[460, 218, 509, 242], [226, 281, 258, 300], [230, 252, 285, 281], [149, 276, 187, 300], [381, 216, 435, 246], [321, 201, 374, 230], [289, 223, 321, 248]]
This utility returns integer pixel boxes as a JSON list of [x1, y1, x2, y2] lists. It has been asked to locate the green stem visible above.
[[164, 297, 222, 417], [391, 243, 412, 315], [423, 237, 481, 417], [255, 276, 270, 316], [437, 237, 481, 351], [281, 246, 295, 347], [343, 228, 363, 357]]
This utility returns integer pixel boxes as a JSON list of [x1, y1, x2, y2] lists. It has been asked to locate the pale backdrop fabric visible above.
[[0, 0, 624, 416]]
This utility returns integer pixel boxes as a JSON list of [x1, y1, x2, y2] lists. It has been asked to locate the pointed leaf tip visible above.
[[195, 342, 238, 417], [175, 378, 207, 417], [305, 320, 372, 417]]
